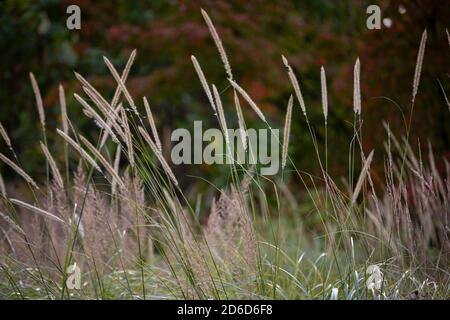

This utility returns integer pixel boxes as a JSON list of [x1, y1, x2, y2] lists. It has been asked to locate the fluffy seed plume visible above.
[[438, 80, 450, 112], [234, 91, 247, 151], [353, 58, 361, 115], [80, 80, 121, 122], [0, 210, 24, 235], [191, 55, 216, 111], [412, 30, 427, 104], [0, 172, 6, 197], [0, 153, 38, 189], [212, 85, 229, 145], [282, 55, 306, 116], [446, 29, 450, 48], [59, 84, 69, 135], [56, 129, 102, 173], [99, 51, 135, 147], [74, 73, 123, 127], [74, 72, 106, 103], [0, 122, 12, 150], [282, 95, 293, 169], [228, 79, 266, 123], [352, 150, 375, 204], [111, 49, 136, 109], [29, 72, 46, 128], [10, 198, 64, 223], [103, 56, 138, 114], [111, 145, 122, 195], [120, 107, 134, 168], [100, 104, 125, 148], [138, 126, 178, 186], [320, 66, 328, 121], [40, 142, 64, 189], [79, 135, 125, 189], [80, 86, 125, 142], [143, 96, 162, 152], [201, 8, 233, 80], [74, 93, 119, 143]]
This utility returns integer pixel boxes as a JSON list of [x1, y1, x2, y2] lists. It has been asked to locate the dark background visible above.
[[1, 0, 449, 189]]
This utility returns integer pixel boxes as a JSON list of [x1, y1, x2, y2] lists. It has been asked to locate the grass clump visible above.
[[0, 10, 448, 300]]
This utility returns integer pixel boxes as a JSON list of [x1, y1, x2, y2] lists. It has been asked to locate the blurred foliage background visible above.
[[0, 0, 449, 190]]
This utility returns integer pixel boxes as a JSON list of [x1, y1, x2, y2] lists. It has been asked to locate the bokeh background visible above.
[[1, 0, 449, 190]]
